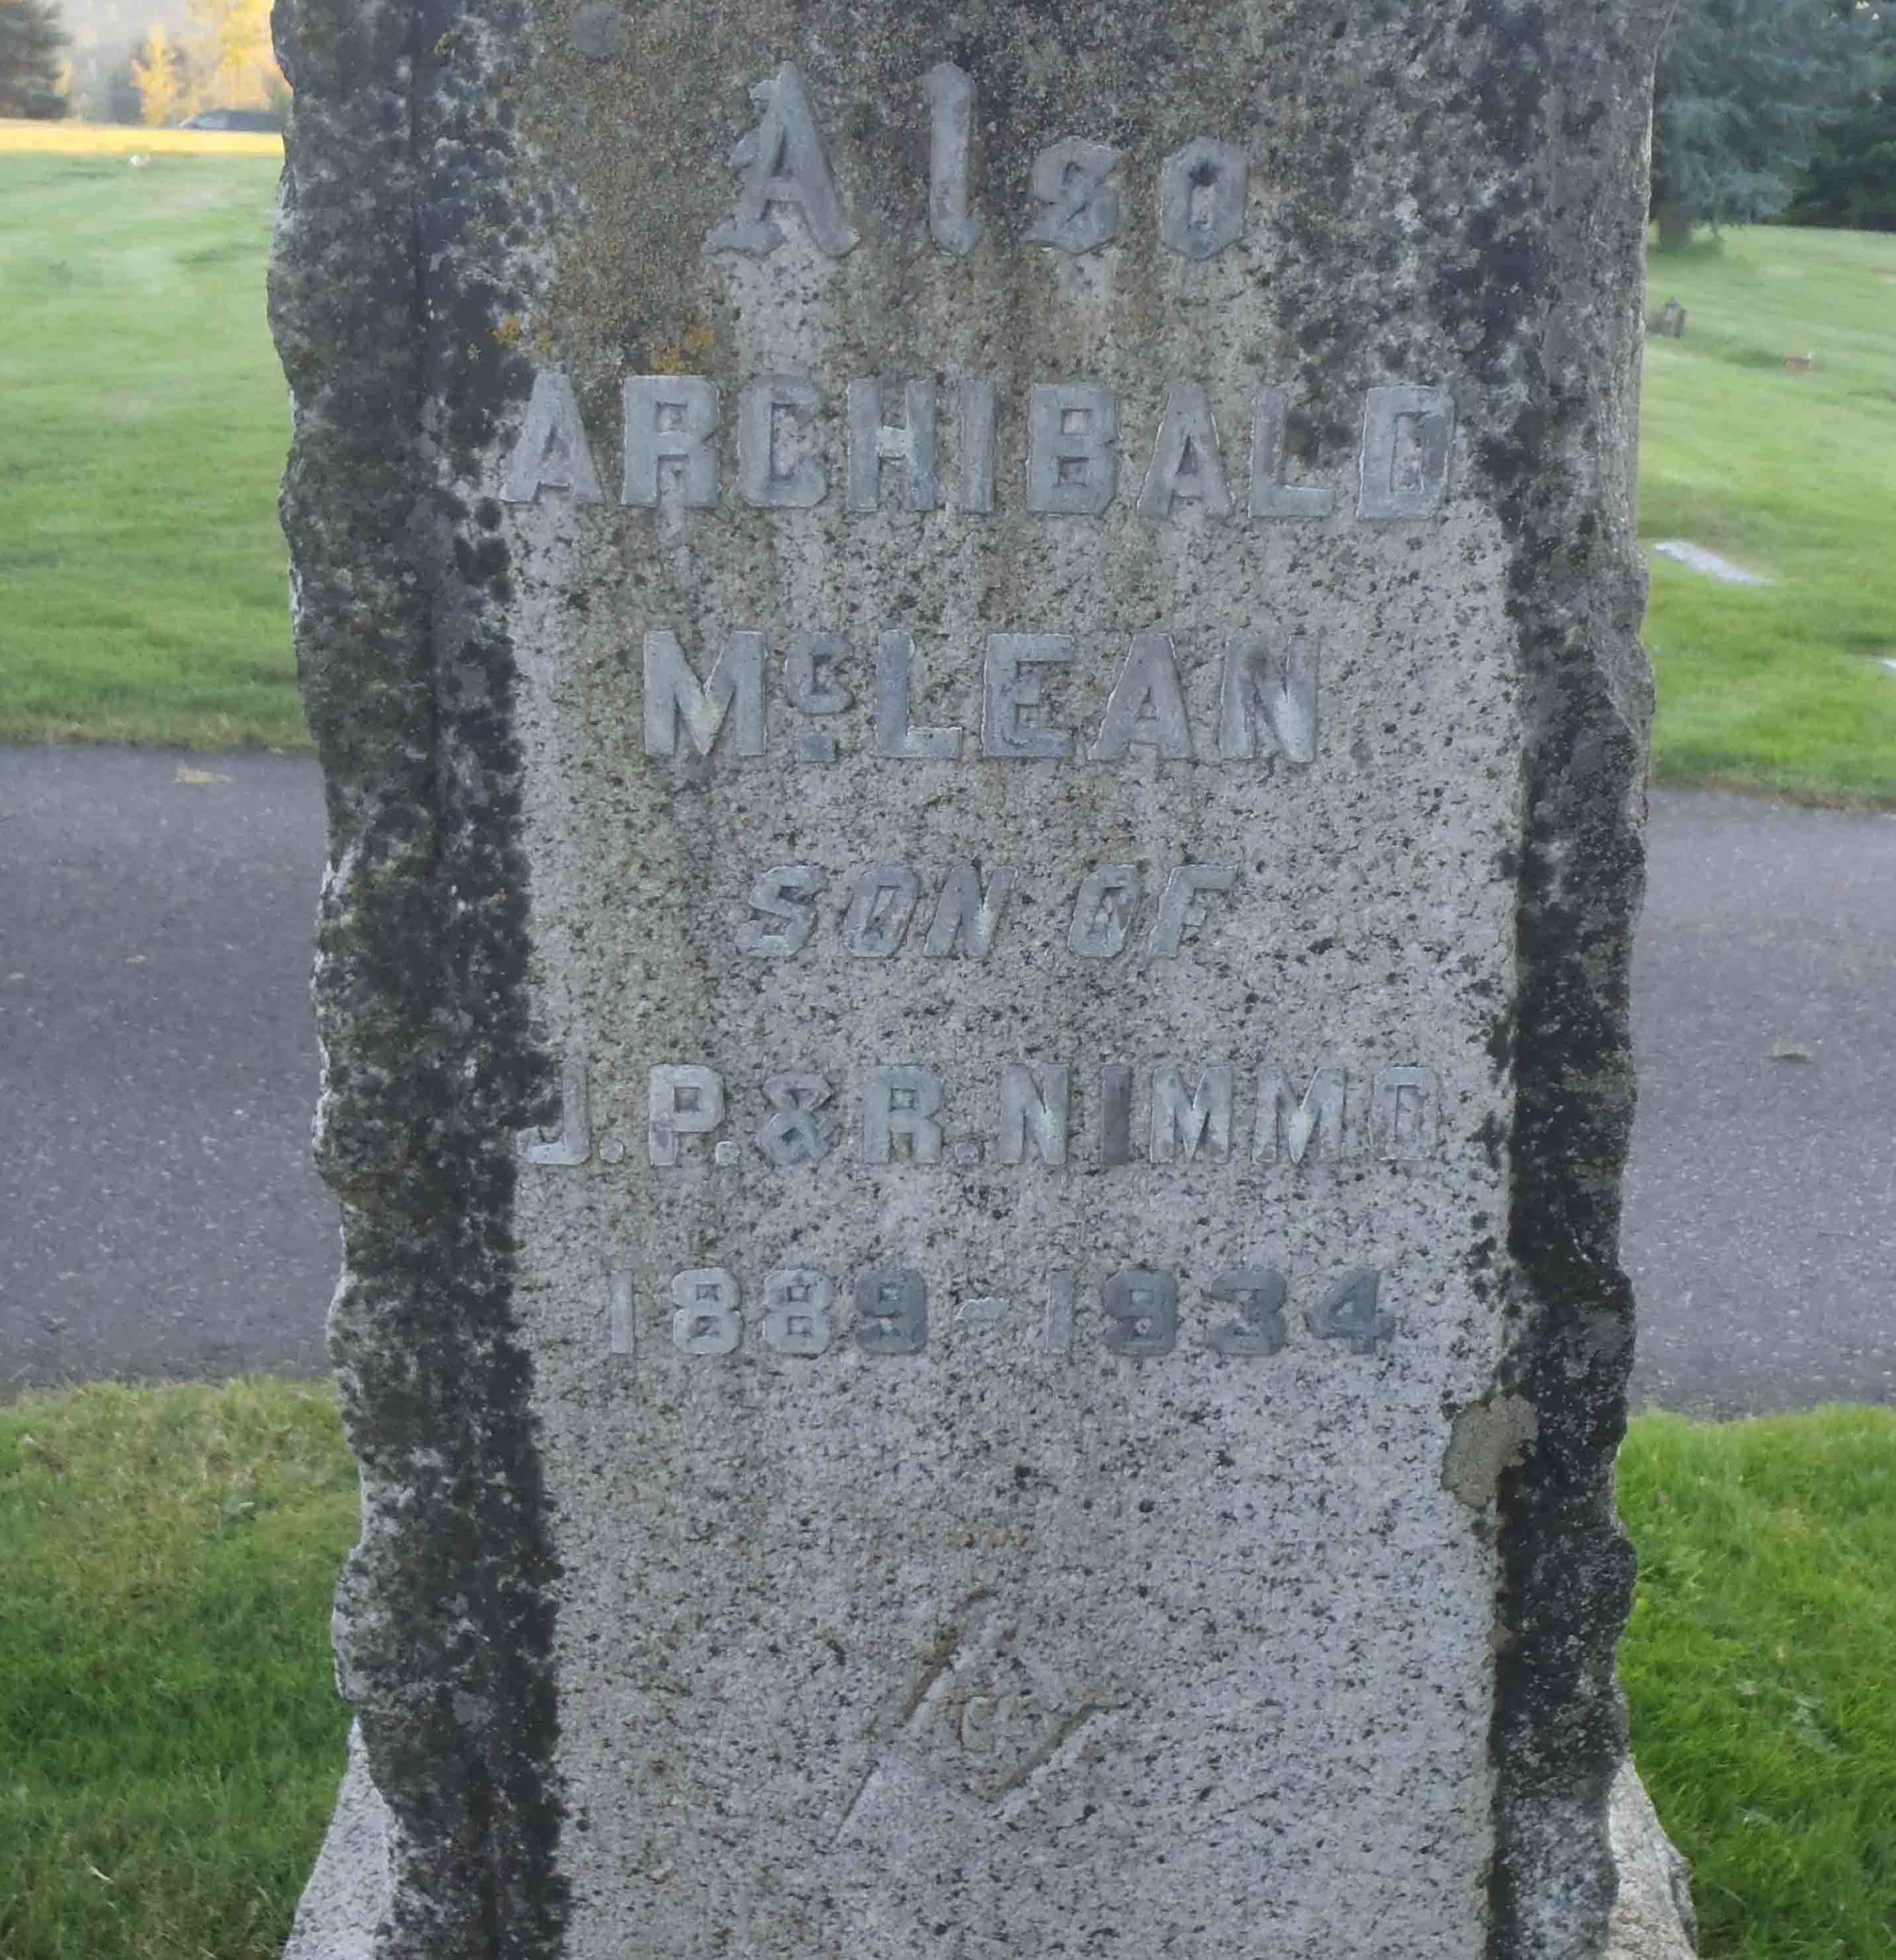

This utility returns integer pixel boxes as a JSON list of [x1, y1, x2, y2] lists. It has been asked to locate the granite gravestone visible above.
[[274, 3, 1673, 1955]]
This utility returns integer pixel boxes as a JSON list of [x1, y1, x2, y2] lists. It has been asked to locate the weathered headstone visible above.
[[274, 3, 1676, 1955], [1648, 297, 1688, 339]]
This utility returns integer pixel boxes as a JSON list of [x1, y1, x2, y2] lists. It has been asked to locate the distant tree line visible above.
[[11, 0, 288, 127], [1652, 0, 1896, 244], [128, 0, 284, 125]]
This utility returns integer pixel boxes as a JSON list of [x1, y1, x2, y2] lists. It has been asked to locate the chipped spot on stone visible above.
[[1442, 1391, 1539, 1509]]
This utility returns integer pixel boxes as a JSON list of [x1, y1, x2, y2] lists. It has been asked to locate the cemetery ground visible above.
[[3, 1381, 1892, 1960], [3, 142, 1894, 1959], [0, 140, 297, 753], [5, 142, 1896, 801]]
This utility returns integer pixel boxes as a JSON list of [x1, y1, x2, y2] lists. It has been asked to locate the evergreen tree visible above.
[[1793, 93, 1896, 231], [1650, 0, 1864, 247], [0, 0, 70, 120], [1785, 11, 1896, 232]]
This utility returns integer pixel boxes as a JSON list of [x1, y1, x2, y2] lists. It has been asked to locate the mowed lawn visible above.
[[3, 135, 1895, 796], [1640, 227, 1896, 804], [2, 1381, 1892, 1959], [0, 135, 301, 749]]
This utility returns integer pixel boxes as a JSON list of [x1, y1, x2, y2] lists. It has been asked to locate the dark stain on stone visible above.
[[270, 0, 570, 1948], [1442, 5, 1667, 1957]]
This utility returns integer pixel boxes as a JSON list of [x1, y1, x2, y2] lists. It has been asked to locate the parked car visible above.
[[176, 108, 281, 133]]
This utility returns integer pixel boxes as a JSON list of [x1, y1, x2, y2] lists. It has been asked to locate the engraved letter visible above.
[[861, 1065, 945, 1162], [643, 629, 766, 757], [608, 1266, 635, 1356], [1101, 1062, 1133, 1166], [1249, 386, 1335, 518], [1150, 1063, 1232, 1162], [736, 864, 823, 956], [1207, 1267, 1288, 1356], [997, 1063, 1070, 1166], [1027, 382, 1118, 515], [1218, 633, 1317, 765], [502, 370, 603, 504], [847, 378, 937, 512], [1026, 138, 1121, 254], [648, 1064, 725, 1166], [621, 376, 720, 508], [1136, 382, 1233, 521], [1102, 1268, 1178, 1358], [785, 630, 849, 763], [1306, 1268, 1394, 1354], [1157, 136, 1248, 260], [1069, 865, 1137, 957], [1045, 1268, 1075, 1352], [738, 374, 827, 508], [876, 629, 964, 759], [961, 375, 998, 514], [757, 1073, 837, 1168], [785, 632, 849, 712], [1357, 384, 1453, 519], [518, 1055, 591, 1165], [1251, 1060, 1345, 1164], [1147, 863, 1235, 956], [923, 62, 982, 255], [1092, 631, 1194, 761], [855, 1267, 927, 1354], [1371, 1065, 1440, 1160], [706, 64, 859, 258], [843, 865, 922, 957], [983, 634, 1074, 759], [763, 1268, 833, 1354], [923, 860, 1017, 959], [671, 1268, 741, 1356]]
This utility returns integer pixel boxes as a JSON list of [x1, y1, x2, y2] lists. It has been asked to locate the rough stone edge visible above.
[[268, 0, 570, 1952], [284, 1724, 394, 1960], [1472, 3, 1672, 1957], [1608, 1763, 1699, 1958]]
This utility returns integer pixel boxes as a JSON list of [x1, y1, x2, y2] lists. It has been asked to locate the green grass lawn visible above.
[[1, 1380, 1891, 1958], [1640, 228, 1896, 804], [1620, 1407, 1896, 1957], [0, 1381, 356, 1960], [0, 146, 303, 751]]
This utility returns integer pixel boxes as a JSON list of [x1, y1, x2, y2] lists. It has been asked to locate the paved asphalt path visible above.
[[3, 744, 1891, 1416]]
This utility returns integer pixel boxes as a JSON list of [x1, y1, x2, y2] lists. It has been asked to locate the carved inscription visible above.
[[1156, 138, 1248, 260], [1027, 138, 1122, 253], [693, 60, 1282, 264], [741, 861, 1020, 959], [609, 1262, 1394, 1362], [706, 64, 859, 259], [517, 56, 1484, 1433], [520, 1059, 1444, 1170], [504, 375, 1453, 523], [740, 866, 1245, 964], [638, 628, 1318, 771], [923, 62, 982, 255]]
